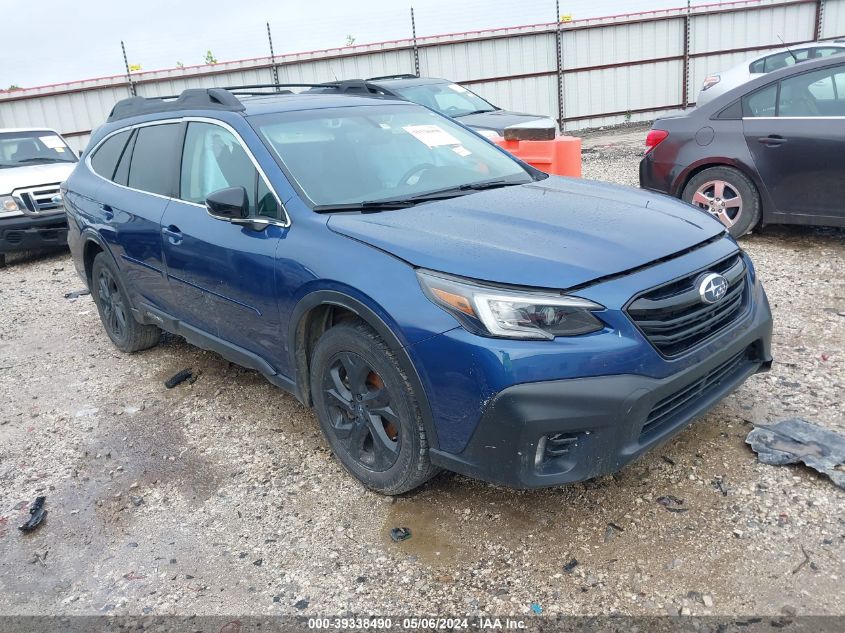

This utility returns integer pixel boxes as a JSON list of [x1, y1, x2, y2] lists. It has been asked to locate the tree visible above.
[[204, 50, 217, 65], [6, 84, 21, 91], [176, 61, 184, 69], [345, 34, 356, 46]]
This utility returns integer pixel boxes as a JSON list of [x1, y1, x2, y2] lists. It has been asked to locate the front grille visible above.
[[640, 348, 748, 439], [5, 231, 23, 244], [12, 183, 63, 214], [626, 252, 748, 357]]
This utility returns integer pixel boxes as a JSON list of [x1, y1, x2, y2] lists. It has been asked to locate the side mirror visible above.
[[206, 186, 249, 221]]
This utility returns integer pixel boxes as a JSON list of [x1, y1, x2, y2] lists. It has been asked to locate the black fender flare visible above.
[[288, 289, 441, 451]]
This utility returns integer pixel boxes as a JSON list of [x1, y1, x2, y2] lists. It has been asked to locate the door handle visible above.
[[757, 135, 787, 147], [101, 204, 114, 220], [161, 225, 183, 244]]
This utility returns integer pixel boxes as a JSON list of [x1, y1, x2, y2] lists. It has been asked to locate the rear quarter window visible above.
[[90, 130, 131, 180]]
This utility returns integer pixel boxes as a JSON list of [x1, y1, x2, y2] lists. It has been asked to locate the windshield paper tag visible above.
[[39, 135, 65, 149], [448, 83, 469, 93], [402, 125, 460, 148], [452, 146, 472, 157]]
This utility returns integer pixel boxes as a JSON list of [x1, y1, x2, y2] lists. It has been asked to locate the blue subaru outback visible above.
[[64, 86, 773, 494]]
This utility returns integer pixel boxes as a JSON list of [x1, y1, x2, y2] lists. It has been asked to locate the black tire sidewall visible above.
[[682, 166, 761, 238], [91, 252, 135, 350], [310, 322, 427, 494]]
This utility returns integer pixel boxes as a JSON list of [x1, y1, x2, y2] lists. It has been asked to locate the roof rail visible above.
[[106, 83, 392, 123], [107, 88, 244, 122], [366, 74, 419, 81]]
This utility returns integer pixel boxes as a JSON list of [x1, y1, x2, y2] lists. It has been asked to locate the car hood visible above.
[[327, 177, 726, 289], [455, 110, 553, 134], [0, 162, 76, 195]]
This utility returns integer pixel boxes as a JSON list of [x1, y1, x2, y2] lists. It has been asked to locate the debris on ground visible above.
[[390, 527, 411, 542], [563, 558, 579, 573], [656, 495, 689, 513], [604, 522, 624, 542], [792, 545, 812, 575], [63, 289, 90, 299], [18, 496, 47, 533], [530, 603, 543, 614], [164, 368, 195, 389], [746, 418, 845, 489], [712, 476, 730, 496]]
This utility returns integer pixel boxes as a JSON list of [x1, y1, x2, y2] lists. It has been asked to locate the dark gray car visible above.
[[640, 55, 845, 237], [325, 75, 554, 136]]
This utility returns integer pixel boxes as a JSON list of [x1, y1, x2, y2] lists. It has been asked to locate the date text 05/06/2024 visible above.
[[307, 617, 528, 629]]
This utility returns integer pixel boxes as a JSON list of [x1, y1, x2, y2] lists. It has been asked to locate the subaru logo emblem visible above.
[[698, 273, 728, 304]]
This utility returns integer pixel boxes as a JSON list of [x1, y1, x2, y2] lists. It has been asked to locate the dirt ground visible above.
[[1, 124, 843, 618]]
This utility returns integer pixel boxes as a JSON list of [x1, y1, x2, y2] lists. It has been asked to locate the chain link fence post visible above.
[[555, 0, 564, 131], [411, 7, 420, 77], [121, 40, 136, 97]]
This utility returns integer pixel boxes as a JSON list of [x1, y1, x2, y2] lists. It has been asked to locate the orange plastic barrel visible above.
[[491, 135, 582, 178]]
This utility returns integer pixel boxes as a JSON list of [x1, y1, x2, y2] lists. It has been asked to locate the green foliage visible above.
[[204, 50, 217, 65], [345, 34, 356, 46]]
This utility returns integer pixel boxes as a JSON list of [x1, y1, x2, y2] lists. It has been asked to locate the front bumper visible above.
[[429, 292, 773, 488], [0, 213, 68, 254]]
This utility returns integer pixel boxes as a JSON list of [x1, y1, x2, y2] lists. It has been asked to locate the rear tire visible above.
[[310, 320, 438, 495], [682, 166, 761, 238], [91, 252, 161, 353]]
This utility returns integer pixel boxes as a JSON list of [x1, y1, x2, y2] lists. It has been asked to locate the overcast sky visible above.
[[2, 0, 716, 88]]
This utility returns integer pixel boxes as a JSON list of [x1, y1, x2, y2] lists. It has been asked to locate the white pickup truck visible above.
[[0, 128, 78, 267]]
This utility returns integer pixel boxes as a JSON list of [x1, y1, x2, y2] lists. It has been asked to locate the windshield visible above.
[[392, 82, 497, 117], [0, 130, 77, 169], [251, 104, 533, 208]]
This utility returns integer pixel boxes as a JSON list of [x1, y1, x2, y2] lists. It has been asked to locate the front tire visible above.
[[310, 320, 438, 495], [91, 252, 161, 353], [682, 166, 761, 238]]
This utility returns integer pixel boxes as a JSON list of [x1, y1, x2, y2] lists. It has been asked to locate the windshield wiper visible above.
[[313, 200, 421, 213], [312, 180, 524, 213], [454, 109, 497, 117], [15, 157, 70, 164], [406, 179, 521, 198]]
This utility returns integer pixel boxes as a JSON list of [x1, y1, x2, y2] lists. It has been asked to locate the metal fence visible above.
[[2, 0, 844, 151]]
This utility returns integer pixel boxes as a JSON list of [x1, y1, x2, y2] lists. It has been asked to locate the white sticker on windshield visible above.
[[448, 83, 469, 93], [452, 146, 472, 157], [402, 124, 460, 148], [39, 135, 65, 149]]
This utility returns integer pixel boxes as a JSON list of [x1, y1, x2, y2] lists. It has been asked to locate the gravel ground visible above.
[[1, 124, 843, 619]]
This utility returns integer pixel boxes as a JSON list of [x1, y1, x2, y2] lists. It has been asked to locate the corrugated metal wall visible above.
[[2, 0, 844, 151]]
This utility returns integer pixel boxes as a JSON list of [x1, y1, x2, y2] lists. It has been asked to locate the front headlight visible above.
[[0, 195, 24, 218], [418, 270, 604, 340]]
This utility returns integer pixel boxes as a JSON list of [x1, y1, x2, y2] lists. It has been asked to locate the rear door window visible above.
[[742, 83, 778, 117], [91, 130, 131, 180], [127, 123, 181, 197]]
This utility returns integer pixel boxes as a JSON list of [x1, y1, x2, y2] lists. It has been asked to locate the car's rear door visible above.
[[92, 122, 182, 309], [161, 119, 288, 367], [741, 62, 845, 223]]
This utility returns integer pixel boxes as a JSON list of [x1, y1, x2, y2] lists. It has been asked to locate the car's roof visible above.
[[239, 92, 413, 116], [740, 40, 845, 65], [699, 54, 845, 113], [367, 77, 449, 88]]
